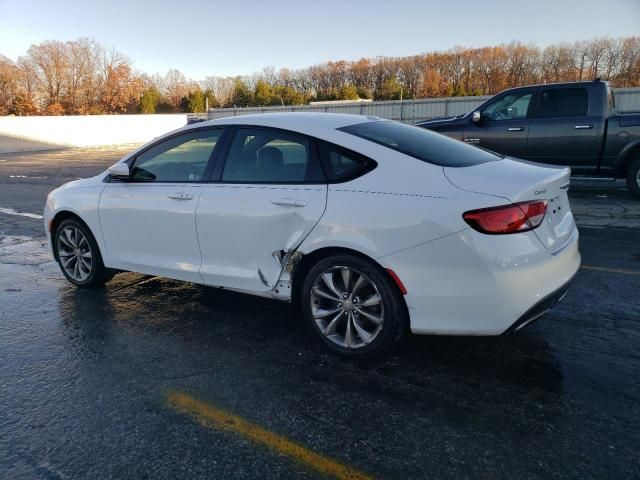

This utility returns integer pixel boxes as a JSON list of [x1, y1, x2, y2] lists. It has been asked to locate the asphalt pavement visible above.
[[0, 147, 639, 480]]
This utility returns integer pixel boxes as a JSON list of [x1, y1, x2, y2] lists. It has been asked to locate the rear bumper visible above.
[[380, 226, 581, 336], [502, 272, 575, 334]]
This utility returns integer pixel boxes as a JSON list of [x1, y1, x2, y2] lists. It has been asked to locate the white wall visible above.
[[0, 114, 188, 153]]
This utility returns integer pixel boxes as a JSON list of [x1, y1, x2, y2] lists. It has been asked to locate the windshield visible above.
[[339, 121, 500, 167]]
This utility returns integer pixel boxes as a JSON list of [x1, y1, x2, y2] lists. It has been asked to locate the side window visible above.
[[534, 88, 588, 118], [130, 129, 222, 182], [607, 87, 615, 113], [482, 92, 532, 121], [317, 141, 375, 182], [221, 128, 324, 183]]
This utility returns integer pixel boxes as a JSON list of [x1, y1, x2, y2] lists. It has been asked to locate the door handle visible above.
[[507, 127, 524, 132], [167, 192, 194, 200], [574, 125, 593, 129], [271, 198, 307, 207]]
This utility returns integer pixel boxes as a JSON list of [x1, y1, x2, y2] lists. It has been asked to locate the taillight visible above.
[[463, 200, 548, 234]]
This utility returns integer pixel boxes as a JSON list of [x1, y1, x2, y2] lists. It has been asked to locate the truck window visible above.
[[607, 86, 616, 113], [482, 92, 532, 121], [534, 88, 588, 118]]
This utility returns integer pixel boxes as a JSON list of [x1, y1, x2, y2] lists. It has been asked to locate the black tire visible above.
[[300, 254, 407, 358], [54, 218, 115, 288], [626, 156, 640, 199]]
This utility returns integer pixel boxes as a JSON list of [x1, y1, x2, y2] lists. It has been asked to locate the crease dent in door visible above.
[[193, 191, 206, 284], [262, 187, 329, 289]]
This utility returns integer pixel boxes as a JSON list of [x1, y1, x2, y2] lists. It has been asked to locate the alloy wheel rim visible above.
[[310, 266, 384, 349], [636, 168, 640, 188], [57, 226, 93, 281]]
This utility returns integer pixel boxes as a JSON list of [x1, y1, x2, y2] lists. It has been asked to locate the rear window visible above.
[[338, 121, 499, 167], [534, 88, 588, 118]]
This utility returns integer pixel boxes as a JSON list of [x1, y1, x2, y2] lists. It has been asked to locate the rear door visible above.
[[196, 127, 327, 292], [526, 86, 602, 171], [463, 89, 534, 157]]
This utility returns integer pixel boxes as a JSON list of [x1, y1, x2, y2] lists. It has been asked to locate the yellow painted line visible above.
[[580, 265, 640, 276], [166, 390, 374, 480]]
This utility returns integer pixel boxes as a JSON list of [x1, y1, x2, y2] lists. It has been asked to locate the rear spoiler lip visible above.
[[442, 158, 572, 203]]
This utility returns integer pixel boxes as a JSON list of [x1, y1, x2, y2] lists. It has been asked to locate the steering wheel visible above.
[[168, 162, 202, 181]]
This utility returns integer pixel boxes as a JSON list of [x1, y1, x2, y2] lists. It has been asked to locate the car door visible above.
[[197, 127, 327, 292], [464, 89, 534, 158], [99, 128, 224, 282], [526, 86, 602, 171]]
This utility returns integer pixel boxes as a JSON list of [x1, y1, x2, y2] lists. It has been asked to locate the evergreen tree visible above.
[[338, 84, 359, 100], [139, 87, 159, 113], [376, 75, 402, 100], [254, 80, 273, 105], [204, 89, 218, 109], [186, 89, 206, 112], [230, 78, 253, 107]]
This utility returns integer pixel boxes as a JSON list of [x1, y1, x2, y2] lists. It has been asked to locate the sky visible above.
[[1, 0, 638, 79]]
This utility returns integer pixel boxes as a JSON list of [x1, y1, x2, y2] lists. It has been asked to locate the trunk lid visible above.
[[444, 158, 576, 253]]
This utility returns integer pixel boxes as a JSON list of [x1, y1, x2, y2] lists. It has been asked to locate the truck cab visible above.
[[417, 81, 640, 196]]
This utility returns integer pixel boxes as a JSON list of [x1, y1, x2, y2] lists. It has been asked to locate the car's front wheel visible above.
[[301, 254, 406, 358], [54, 218, 114, 288]]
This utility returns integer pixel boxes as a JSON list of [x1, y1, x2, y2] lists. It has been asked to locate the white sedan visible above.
[[44, 113, 580, 357]]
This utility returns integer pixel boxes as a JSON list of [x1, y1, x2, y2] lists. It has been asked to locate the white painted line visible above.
[[0, 207, 43, 220]]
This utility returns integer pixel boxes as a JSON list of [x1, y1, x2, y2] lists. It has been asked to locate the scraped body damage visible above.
[[196, 184, 327, 292]]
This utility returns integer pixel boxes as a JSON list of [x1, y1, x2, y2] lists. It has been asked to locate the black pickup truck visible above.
[[416, 80, 640, 197]]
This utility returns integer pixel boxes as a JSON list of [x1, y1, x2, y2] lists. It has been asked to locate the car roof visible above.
[[184, 112, 381, 137]]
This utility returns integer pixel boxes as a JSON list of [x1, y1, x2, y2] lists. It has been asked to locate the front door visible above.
[[99, 128, 224, 282], [197, 127, 327, 292], [464, 89, 534, 158]]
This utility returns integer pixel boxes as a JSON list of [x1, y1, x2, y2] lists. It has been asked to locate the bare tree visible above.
[[28, 40, 68, 108], [2, 35, 638, 115]]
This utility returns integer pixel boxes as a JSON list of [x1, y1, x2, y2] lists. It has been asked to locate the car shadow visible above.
[[57, 276, 566, 427]]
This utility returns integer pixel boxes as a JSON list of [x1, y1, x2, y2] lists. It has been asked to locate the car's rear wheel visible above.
[[301, 254, 406, 358], [627, 156, 640, 199], [54, 218, 114, 288]]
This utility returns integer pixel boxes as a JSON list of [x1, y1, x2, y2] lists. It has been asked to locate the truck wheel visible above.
[[627, 157, 640, 199]]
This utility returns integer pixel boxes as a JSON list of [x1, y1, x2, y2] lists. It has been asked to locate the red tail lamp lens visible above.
[[463, 200, 548, 234]]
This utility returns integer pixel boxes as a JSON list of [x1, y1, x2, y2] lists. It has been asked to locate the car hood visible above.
[[56, 173, 106, 191]]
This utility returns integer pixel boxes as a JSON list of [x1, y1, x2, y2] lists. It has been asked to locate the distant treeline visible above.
[[0, 36, 638, 116]]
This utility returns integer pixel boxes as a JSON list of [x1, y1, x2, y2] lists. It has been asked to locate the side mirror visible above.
[[108, 163, 130, 179], [472, 111, 482, 123]]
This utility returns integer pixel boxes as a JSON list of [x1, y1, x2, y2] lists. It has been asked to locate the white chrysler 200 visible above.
[[44, 113, 580, 357]]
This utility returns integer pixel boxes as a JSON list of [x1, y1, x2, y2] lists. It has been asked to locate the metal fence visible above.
[[206, 96, 492, 124], [204, 87, 640, 124], [613, 87, 640, 112]]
